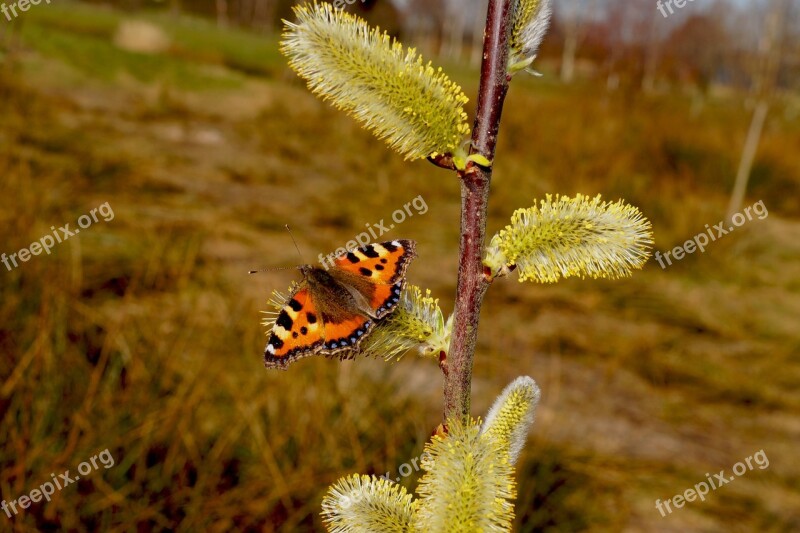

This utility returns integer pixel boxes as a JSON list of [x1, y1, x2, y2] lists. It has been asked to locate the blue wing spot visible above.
[[350, 337, 357, 343]]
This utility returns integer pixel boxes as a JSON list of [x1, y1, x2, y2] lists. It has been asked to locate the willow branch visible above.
[[444, 0, 513, 422]]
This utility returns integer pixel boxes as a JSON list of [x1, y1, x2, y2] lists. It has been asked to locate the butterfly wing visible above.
[[329, 240, 416, 319], [264, 287, 325, 368], [319, 313, 375, 355], [264, 285, 376, 368], [264, 240, 415, 368]]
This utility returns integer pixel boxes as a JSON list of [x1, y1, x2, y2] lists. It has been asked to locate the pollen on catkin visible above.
[[359, 285, 450, 361], [280, 2, 470, 161], [319, 377, 543, 532], [260, 284, 298, 330], [484, 194, 654, 283], [481, 376, 541, 465], [321, 474, 417, 533], [415, 418, 517, 533], [509, 0, 552, 72]]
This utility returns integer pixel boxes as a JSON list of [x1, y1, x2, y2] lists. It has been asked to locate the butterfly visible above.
[[264, 240, 417, 369]]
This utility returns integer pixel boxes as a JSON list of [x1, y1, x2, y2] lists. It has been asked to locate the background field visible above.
[[1, 2, 799, 531]]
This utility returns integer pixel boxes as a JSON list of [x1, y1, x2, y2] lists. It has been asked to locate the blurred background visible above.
[[1, 0, 799, 531]]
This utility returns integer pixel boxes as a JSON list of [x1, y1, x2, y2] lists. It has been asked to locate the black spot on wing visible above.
[[276, 312, 293, 331], [307, 312, 317, 324], [268, 334, 283, 349], [288, 298, 303, 312], [363, 246, 380, 258], [346, 252, 360, 263], [359, 267, 372, 276], [383, 242, 398, 252]]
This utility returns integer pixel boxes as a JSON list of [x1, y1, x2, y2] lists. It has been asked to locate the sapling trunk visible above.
[[444, 0, 514, 422]]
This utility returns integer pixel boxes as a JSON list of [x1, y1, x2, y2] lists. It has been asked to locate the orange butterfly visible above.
[[264, 240, 416, 369]]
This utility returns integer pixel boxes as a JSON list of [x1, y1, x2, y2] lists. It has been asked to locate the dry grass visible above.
[[1, 3, 799, 532]]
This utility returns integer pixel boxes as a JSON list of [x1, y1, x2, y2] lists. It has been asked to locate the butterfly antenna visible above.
[[285, 224, 305, 264], [248, 266, 293, 274], [250, 225, 308, 274]]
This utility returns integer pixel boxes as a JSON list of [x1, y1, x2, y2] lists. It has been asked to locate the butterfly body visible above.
[[264, 240, 416, 368]]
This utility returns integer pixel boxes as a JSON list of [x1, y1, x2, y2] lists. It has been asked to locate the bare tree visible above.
[[404, 0, 448, 56], [442, 0, 468, 61], [641, 5, 663, 92], [216, 0, 229, 27], [470, 0, 489, 67], [601, 0, 627, 90], [727, 0, 790, 218], [238, 0, 255, 26], [559, 0, 581, 82], [559, 0, 600, 83], [253, 0, 278, 32]]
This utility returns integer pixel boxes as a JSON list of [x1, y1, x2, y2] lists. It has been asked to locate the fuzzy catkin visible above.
[[281, 2, 470, 161], [484, 194, 653, 283]]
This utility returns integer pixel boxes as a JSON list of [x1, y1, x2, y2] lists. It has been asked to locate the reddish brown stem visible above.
[[444, 0, 513, 422]]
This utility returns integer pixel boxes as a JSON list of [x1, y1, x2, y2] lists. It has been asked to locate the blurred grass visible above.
[[21, 2, 283, 80], [1, 2, 800, 531]]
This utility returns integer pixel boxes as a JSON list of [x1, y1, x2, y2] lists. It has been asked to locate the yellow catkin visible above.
[[321, 474, 417, 533], [508, 0, 552, 72], [484, 194, 653, 283], [415, 418, 516, 532], [281, 2, 470, 161]]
